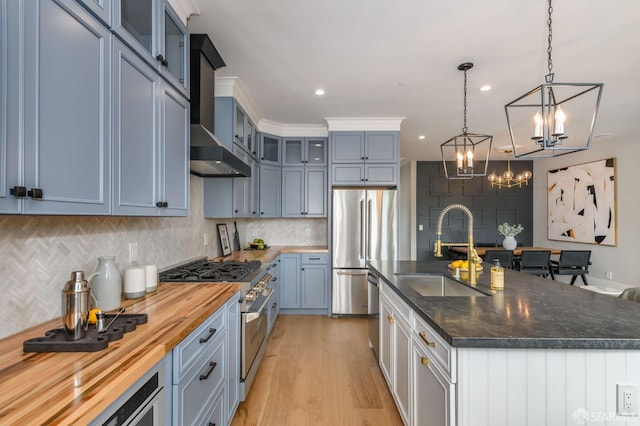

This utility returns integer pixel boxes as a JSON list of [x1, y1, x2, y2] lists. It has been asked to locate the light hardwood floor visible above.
[[232, 315, 403, 426]]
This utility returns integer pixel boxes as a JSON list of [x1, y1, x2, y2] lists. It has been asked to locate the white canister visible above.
[[124, 265, 146, 299], [143, 264, 158, 293]]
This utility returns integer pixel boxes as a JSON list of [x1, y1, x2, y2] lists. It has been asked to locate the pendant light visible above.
[[504, 0, 603, 158], [440, 62, 492, 180], [488, 149, 532, 189]]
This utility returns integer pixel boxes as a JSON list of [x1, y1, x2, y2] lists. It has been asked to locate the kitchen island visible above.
[[368, 260, 640, 426]]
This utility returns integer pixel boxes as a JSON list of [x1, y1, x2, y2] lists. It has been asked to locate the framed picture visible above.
[[217, 223, 232, 256], [547, 158, 616, 246]]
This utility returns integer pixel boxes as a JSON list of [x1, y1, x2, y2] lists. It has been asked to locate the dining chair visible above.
[[484, 250, 514, 269], [515, 250, 553, 278], [550, 250, 591, 285]]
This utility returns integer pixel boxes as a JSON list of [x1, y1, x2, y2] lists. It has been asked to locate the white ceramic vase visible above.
[[91, 256, 122, 311], [502, 236, 517, 250]]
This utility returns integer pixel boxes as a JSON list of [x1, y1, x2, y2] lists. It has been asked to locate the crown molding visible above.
[[259, 120, 328, 137], [167, 0, 198, 24], [325, 117, 405, 132], [215, 77, 262, 126]]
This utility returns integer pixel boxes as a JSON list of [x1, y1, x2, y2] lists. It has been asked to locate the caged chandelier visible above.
[[488, 149, 532, 189], [504, 0, 603, 158], [440, 63, 492, 179]]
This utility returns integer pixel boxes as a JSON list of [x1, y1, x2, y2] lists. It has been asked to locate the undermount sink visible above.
[[394, 274, 489, 297]]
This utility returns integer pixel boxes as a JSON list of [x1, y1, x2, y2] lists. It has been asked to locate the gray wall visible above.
[[416, 161, 534, 261]]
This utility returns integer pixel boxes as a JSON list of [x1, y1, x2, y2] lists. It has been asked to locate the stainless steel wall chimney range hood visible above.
[[190, 34, 251, 177]]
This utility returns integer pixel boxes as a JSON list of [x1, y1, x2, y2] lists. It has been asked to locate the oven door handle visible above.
[[245, 288, 274, 322]]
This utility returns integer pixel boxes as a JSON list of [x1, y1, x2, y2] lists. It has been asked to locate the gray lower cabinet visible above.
[[280, 253, 329, 311], [282, 167, 327, 218], [172, 291, 240, 425], [1, 0, 111, 215], [280, 254, 301, 308], [113, 38, 189, 216], [259, 164, 281, 217]]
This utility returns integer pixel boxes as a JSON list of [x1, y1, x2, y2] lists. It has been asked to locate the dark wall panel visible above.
[[416, 161, 534, 261]]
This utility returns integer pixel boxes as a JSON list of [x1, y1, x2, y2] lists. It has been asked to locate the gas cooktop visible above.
[[159, 259, 261, 282]]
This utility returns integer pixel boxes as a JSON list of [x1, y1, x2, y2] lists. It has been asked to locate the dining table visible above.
[[451, 246, 561, 256]]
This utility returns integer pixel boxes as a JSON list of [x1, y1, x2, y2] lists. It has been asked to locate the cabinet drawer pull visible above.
[[199, 328, 217, 343], [10, 186, 27, 197], [199, 361, 217, 380], [387, 315, 394, 324], [272, 302, 277, 308], [421, 356, 430, 366], [308, 257, 321, 260], [418, 331, 436, 348], [27, 188, 43, 199]]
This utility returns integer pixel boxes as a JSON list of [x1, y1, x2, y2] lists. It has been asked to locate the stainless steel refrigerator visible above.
[[332, 189, 397, 314]]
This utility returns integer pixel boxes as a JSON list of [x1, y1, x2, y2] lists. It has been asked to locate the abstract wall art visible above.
[[547, 158, 616, 245]]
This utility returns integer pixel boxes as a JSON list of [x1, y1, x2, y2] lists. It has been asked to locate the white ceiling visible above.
[[187, 0, 640, 161]]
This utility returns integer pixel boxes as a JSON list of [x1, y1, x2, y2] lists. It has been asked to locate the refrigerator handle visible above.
[[367, 199, 372, 259], [360, 199, 365, 260]]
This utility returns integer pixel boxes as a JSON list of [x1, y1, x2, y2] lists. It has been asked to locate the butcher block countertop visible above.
[[0, 283, 240, 425], [211, 245, 328, 264]]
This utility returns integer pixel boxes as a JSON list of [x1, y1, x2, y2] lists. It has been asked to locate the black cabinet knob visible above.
[[234, 209, 239, 213], [9, 186, 27, 197], [156, 54, 168, 66], [156, 201, 163, 207], [261, 212, 264, 215], [27, 188, 43, 199]]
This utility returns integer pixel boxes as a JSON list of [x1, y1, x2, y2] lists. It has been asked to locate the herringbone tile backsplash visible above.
[[0, 177, 327, 339]]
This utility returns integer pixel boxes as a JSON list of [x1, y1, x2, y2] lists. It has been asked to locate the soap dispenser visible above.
[[490, 259, 505, 291]]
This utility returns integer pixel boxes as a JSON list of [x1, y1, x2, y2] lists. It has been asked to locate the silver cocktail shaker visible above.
[[61, 271, 91, 340]]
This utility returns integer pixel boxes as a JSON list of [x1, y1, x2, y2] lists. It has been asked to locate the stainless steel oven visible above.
[[90, 357, 169, 426], [159, 258, 274, 401]]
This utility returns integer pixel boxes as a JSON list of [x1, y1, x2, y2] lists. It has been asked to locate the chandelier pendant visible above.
[[504, 0, 603, 158], [488, 149, 532, 189], [440, 62, 493, 179]]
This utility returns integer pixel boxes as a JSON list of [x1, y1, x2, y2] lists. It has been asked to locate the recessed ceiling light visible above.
[[418, 135, 426, 140], [480, 85, 491, 92], [315, 89, 325, 96]]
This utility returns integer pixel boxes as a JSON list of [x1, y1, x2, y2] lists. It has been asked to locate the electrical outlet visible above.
[[203, 233, 209, 247], [128, 242, 138, 264], [606, 271, 613, 280], [617, 384, 639, 416], [419, 224, 424, 231]]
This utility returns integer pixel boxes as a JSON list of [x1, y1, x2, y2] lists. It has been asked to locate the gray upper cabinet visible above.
[[77, 0, 112, 27], [215, 97, 256, 154], [330, 131, 400, 186], [113, 39, 159, 215], [260, 133, 281, 165], [1, 0, 111, 215], [231, 147, 258, 217], [158, 80, 189, 215], [282, 167, 326, 218], [331, 131, 399, 163], [113, 0, 188, 98], [112, 38, 188, 216], [0, 2, 13, 213], [282, 138, 327, 166], [259, 164, 281, 217]]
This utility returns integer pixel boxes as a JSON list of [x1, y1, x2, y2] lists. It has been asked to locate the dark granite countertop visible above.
[[368, 260, 640, 350]]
